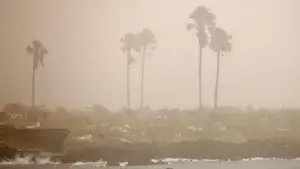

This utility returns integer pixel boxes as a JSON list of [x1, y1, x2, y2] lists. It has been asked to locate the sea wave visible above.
[[0, 154, 59, 165], [72, 159, 107, 167], [2, 156, 300, 166], [150, 157, 300, 164], [150, 158, 216, 164]]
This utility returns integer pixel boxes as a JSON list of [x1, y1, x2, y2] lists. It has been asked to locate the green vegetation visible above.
[[2, 103, 300, 144]]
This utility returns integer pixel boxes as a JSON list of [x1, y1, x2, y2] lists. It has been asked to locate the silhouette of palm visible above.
[[121, 33, 140, 111], [187, 6, 215, 109], [209, 27, 232, 108], [137, 28, 156, 109], [26, 40, 48, 107]]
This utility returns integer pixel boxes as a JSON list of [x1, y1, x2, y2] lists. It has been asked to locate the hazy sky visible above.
[[1, 0, 299, 111]]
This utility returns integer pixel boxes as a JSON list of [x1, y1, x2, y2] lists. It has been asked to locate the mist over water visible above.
[[0, 155, 57, 165]]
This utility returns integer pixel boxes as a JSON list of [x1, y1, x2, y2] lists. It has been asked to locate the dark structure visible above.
[[0, 123, 70, 161]]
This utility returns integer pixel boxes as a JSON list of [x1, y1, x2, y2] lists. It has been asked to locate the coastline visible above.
[[2, 138, 300, 166], [2, 104, 300, 166], [58, 138, 300, 166]]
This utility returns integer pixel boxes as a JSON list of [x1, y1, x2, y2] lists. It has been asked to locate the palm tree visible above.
[[187, 6, 216, 109], [137, 28, 156, 109], [121, 33, 140, 111], [209, 27, 232, 108], [26, 40, 48, 108]]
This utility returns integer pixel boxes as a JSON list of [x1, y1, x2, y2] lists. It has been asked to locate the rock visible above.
[[59, 138, 300, 166], [0, 144, 17, 161]]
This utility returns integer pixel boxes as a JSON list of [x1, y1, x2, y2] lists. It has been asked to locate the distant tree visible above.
[[121, 33, 140, 111], [2, 103, 28, 117], [91, 104, 111, 114], [26, 40, 48, 108], [209, 27, 232, 108], [187, 6, 216, 109], [55, 107, 68, 114], [137, 28, 156, 109]]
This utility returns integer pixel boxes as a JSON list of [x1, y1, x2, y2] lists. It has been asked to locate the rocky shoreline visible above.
[[2, 138, 300, 166], [2, 104, 300, 166], [59, 138, 300, 166]]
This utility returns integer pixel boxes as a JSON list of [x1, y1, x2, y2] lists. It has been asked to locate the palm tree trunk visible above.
[[140, 47, 146, 109], [31, 60, 36, 108], [126, 51, 131, 112], [198, 46, 203, 109], [214, 51, 220, 109]]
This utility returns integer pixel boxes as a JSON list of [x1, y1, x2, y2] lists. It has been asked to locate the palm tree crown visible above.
[[187, 6, 216, 47], [210, 27, 232, 54], [121, 33, 141, 65], [26, 40, 48, 69], [137, 28, 156, 49]]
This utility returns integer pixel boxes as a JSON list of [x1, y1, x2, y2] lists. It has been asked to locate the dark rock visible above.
[[59, 138, 300, 166], [0, 144, 17, 161], [0, 123, 70, 160]]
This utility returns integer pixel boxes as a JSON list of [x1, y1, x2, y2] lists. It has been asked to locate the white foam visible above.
[[73, 134, 93, 141], [72, 159, 107, 167], [151, 158, 200, 164], [187, 125, 203, 131], [150, 159, 159, 163], [151, 157, 299, 164], [120, 138, 132, 143], [0, 154, 59, 165], [26, 121, 40, 128], [119, 161, 128, 167]]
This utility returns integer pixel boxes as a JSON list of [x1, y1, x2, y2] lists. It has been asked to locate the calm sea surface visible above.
[[1, 159, 300, 169]]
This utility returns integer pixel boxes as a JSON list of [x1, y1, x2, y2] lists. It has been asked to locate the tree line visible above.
[[26, 5, 232, 111]]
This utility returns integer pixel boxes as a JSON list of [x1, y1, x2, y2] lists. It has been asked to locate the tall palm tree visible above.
[[209, 27, 232, 108], [121, 33, 140, 111], [26, 40, 48, 108], [137, 28, 156, 109], [187, 6, 216, 109]]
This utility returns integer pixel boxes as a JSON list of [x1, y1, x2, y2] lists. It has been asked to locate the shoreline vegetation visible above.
[[1, 103, 300, 165]]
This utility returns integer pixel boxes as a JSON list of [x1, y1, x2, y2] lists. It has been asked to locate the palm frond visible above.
[[42, 47, 48, 55], [39, 54, 45, 67], [29, 40, 48, 69], [197, 30, 208, 47], [138, 28, 156, 46], [26, 45, 33, 54], [121, 33, 141, 52], [188, 5, 215, 47], [210, 27, 232, 54], [189, 6, 210, 20]]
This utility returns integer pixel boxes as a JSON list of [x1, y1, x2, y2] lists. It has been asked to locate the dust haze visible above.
[[1, 0, 300, 111]]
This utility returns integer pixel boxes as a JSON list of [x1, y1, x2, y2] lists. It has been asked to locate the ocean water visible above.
[[1, 158, 300, 169]]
